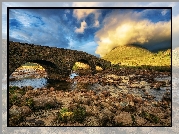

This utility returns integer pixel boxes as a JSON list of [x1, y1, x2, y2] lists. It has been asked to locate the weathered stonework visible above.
[[9, 41, 111, 80]]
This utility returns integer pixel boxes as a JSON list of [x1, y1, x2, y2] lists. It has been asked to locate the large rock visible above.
[[9, 105, 21, 117], [135, 115, 147, 125], [84, 116, 100, 126], [9, 105, 32, 126], [9, 105, 32, 117], [114, 111, 133, 126], [33, 95, 57, 109]]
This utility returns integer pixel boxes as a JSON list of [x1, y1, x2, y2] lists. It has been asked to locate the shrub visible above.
[[57, 106, 86, 123]]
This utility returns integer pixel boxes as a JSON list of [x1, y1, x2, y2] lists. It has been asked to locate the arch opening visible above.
[[9, 62, 47, 81], [71, 59, 92, 75], [96, 63, 103, 72]]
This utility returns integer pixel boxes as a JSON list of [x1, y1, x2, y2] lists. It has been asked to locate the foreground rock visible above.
[[8, 69, 171, 126]]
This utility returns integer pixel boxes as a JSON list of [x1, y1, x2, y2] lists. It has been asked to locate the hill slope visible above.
[[102, 45, 171, 67]]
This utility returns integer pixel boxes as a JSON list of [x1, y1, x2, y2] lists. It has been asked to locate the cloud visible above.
[[161, 9, 168, 16], [94, 20, 99, 27], [9, 9, 72, 48], [73, 8, 100, 28], [73, 9, 97, 20], [75, 20, 87, 33], [95, 10, 171, 57]]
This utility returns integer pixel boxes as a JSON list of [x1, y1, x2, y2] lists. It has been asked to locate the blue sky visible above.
[[2, 2, 178, 57], [8, 8, 171, 57]]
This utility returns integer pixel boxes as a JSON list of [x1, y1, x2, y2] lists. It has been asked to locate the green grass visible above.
[[102, 45, 171, 70]]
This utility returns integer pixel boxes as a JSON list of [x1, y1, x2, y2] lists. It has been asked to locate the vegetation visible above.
[[26, 98, 34, 109], [102, 45, 171, 71], [141, 111, 160, 124], [57, 106, 86, 123], [15, 62, 45, 72], [72, 62, 103, 72], [72, 62, 90, 71]]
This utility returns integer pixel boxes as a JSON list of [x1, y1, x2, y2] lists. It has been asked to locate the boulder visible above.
[[114, 111, 133, 126], [33, 95, 57, 109]]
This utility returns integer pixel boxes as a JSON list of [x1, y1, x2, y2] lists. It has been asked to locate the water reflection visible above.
[[9, 73, 171, 102], [9, 78, 47, 89], [9, 75, 91, 91], [69, 72, 79, 79]]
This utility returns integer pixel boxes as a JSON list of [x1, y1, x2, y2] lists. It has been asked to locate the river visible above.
[[9, 72, 172, 102]]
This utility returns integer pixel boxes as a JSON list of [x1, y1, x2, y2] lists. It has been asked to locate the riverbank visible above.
[[9, 68, 171, 126], [9, 65, 47, 81]]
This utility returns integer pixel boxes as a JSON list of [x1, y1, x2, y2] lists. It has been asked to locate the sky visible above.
[[2, 2, 179, 57]]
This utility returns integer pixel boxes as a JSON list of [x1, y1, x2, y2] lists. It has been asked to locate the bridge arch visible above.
[[9, 41, 111, 80], [9, 59, 63, 80], [95, 62, 103, 71]]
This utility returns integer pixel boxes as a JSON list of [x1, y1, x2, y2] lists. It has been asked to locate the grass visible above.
[[102, 45, 171, 71], [15, 62, 45, 71], [72, 62, 90, 71]]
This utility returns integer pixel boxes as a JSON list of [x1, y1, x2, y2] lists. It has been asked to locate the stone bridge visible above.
[[9, 41, 111, 80]]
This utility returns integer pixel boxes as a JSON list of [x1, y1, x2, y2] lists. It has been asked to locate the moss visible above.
[[9, 86, 20, 94], [26, 98, 34, 109], [131, 114, 136, 125], [9, 114, 24, 126], [9, 94, 20, 107], [17, 88, 26, 96], [141, 111, 160, 124], [148, 114, 160, 124], [73, 106, 86, 123]]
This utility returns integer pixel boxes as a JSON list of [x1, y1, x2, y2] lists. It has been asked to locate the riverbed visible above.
[[8, 68, 172, 126], [9, 70, 171, 102]]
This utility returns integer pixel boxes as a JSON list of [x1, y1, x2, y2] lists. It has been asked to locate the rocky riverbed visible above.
[[9, 68, 171, 126]]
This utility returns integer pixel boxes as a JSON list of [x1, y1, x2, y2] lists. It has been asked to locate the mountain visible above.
[[102, 45, 171, 67]]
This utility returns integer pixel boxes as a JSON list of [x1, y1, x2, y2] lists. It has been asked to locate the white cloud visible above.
[[75, 20, 87, 33], [95, 10, 171, 57], [73, 9, 100, 29], [73, 9, 97, 20], [94, 20, 100, 27], [161, 9, 168, 16]]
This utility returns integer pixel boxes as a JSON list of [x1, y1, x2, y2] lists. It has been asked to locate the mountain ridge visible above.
[[102, 45, 171, 67]]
